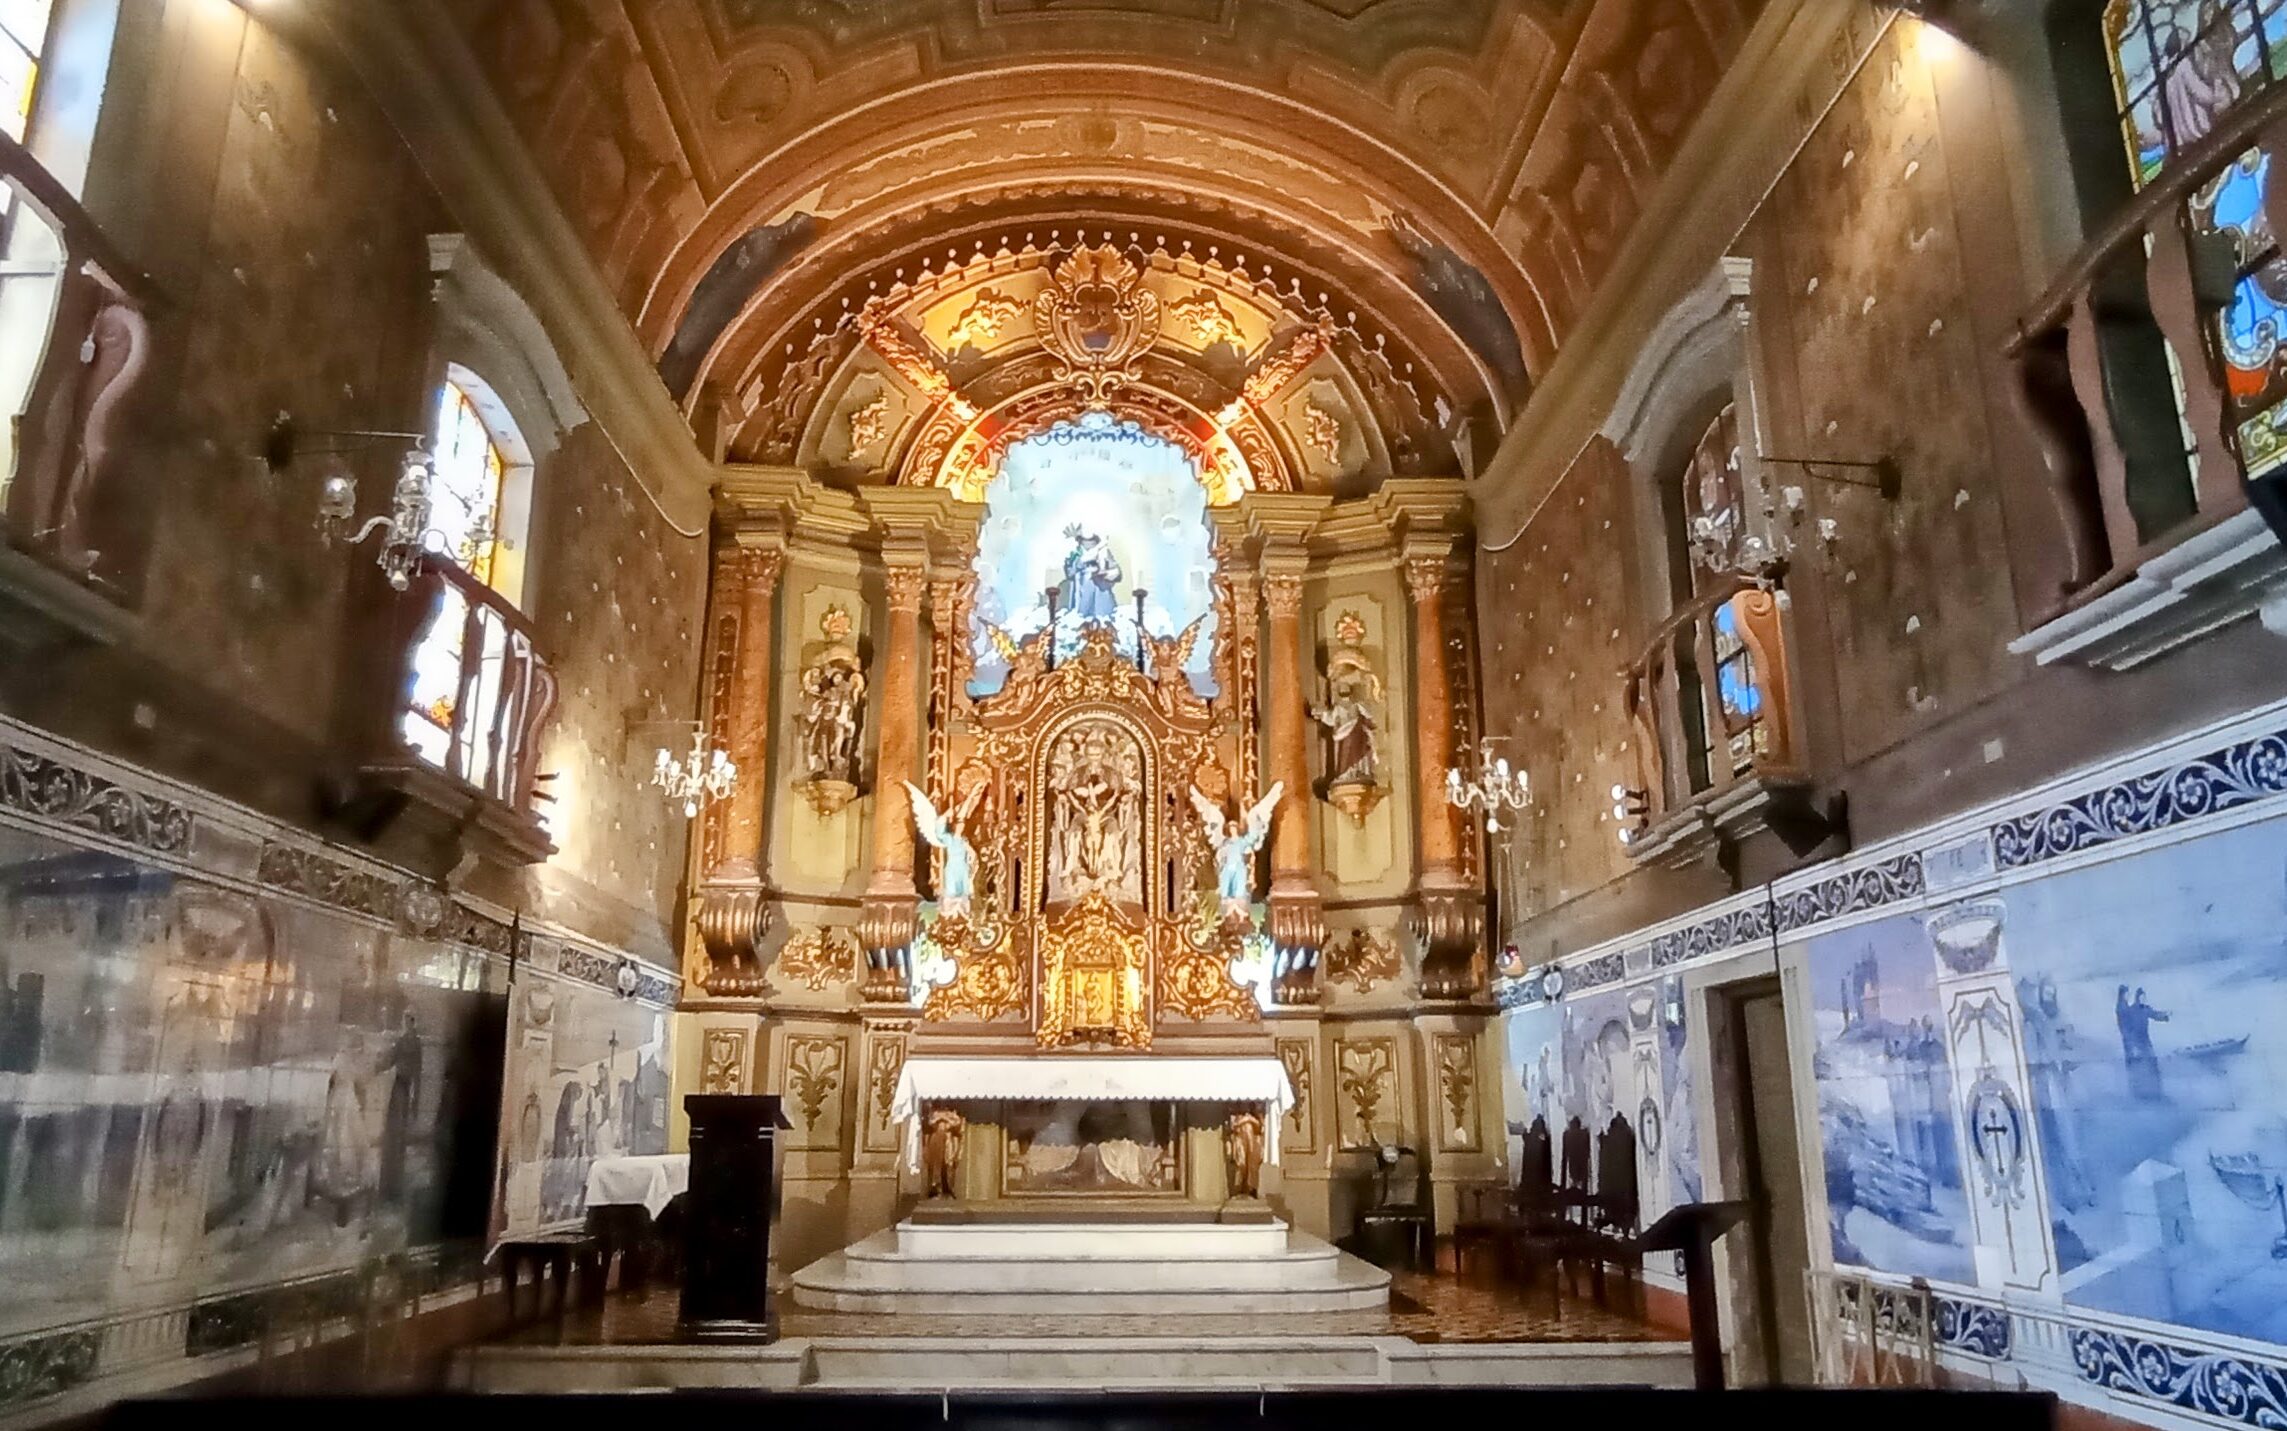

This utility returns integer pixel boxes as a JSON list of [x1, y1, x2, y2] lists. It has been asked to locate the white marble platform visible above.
[[789, 1218, 1391, 1314], [459, 1336, 1694, 1392]]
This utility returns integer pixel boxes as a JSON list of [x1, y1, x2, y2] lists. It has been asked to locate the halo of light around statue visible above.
[[969, 412, 1218, 699]]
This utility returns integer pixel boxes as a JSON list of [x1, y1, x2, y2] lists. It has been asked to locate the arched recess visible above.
[[1599, 255, 1764, 617]]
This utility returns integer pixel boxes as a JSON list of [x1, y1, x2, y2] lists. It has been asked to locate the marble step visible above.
[[788, 1229, 1391, 1313], [459, 1337, 1696, 1392], [891, 1219, 1295, 1260]]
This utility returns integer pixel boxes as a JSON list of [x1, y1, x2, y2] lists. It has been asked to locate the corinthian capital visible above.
[[1403, 554, 1450, 605], [1261, 571, 1305, 621], [884, 564, 929, 615]]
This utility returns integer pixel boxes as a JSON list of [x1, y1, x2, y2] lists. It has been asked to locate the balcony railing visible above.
[[384, 554, 557, 813], [0, 130, 156, 581], [1622, 575, 1801, 837], [2006, 81, 2287, 620]]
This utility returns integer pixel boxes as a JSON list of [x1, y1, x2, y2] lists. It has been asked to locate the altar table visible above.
[[889, 1055, 1295, 1167]]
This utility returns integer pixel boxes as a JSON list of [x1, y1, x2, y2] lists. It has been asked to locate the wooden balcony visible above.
[[0, 131, 157, 651], [355, 554, 558, 869], [2006, 83, 2287, 669], [1619, 574, 1807, 867]]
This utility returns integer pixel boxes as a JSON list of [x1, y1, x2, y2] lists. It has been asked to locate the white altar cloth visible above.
[[583, 1153, 689, 1218], [890, 1055, 1294, 1168]]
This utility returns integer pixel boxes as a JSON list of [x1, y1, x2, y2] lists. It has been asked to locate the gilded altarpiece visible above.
[[921, 625, 1261, 1049]]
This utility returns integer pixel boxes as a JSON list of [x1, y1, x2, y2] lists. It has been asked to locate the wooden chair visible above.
[[496, 1230, 604, 1325]]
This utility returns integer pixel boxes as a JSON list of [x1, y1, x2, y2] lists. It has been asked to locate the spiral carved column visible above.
[[860, 561, 929, 1001], [1406, 548, 1482, 1000], [695, 545, 782, 995], [1260, 566, 1324, 1004]]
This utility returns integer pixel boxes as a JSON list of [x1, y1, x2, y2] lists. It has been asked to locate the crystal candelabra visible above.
[[1445, 737, 1531, 833], [653, 731, 738, 819], [315, 445, 494, 592]]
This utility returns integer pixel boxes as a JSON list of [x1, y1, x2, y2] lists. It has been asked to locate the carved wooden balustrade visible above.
[[2006, 81, 2287, 615], [383, 554, 558, 816], [1621, 574, 1799, 833], [0, 130, 156, 582]]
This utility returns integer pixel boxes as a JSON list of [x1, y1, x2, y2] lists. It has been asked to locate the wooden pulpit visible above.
[[679, 1093, 791, 1340], [1640, 1199, 1750, 1391]]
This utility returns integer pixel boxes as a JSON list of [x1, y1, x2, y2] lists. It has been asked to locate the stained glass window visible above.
[[1710, 601, 1768, 779], [2105, 0, 2287, 477], [0, 0, 51, 145], [402, 380, 514, 769]]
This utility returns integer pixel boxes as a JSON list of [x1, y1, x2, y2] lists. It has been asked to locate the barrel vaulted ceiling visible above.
[[451, 0, 1762, 489]]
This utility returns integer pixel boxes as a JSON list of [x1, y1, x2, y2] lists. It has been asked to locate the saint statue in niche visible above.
[[796, 606, 866, 811], [1059, 524, 1122, 623], [905, 779, 985, 919], [1046, 723, 1144, 907], [1190, 782, 1284, 925], [1310, 610, 1384, 822]]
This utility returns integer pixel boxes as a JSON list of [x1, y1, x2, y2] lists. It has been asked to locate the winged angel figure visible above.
[[1188, 782, 1284, 923], [905, 780, 986, 919]]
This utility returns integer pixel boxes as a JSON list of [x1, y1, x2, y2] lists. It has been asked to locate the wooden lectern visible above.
[[679, 1093, 791, 1340], [1639, 1200, 1750, 1391]]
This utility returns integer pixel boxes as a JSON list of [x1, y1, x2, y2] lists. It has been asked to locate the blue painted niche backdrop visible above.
[[2006, 813, 2287, 1345], [1808, 915, 1974, 1283]]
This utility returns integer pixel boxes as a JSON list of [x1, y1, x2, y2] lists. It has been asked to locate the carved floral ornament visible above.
[[1033, 243, 1162, 405]]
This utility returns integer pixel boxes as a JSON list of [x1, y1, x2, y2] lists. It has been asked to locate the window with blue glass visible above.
[[2106, 0, 2287, 477]]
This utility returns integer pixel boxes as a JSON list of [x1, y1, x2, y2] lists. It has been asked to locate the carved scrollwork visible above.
[[1159, 925, 1261, 1024], [1037, 892, 1151, 1049], [1323, 927, 1400, 994], [786, 1036, 846, 1132], [1034, 243, 1161, 405], [1336, 1038, 1397, 1146], [774, 926, 858, 992]]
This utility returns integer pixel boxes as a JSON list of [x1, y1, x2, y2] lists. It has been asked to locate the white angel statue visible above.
[[904, 780, 983, 919], [1189, 781, 1284, 923]]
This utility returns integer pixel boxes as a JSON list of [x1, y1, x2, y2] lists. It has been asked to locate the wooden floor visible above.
[[492, 1266, 1675, 1348]]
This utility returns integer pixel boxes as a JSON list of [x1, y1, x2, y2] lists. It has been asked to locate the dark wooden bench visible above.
[[495, 1231, 604, 1323]]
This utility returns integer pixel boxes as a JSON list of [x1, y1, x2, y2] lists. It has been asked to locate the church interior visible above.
[[3, 0, 2287, 1423]]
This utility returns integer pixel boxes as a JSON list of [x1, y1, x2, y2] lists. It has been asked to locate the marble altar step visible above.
[[459, 1337, 1695, 1392], [789, 1221, 1391, 1314]]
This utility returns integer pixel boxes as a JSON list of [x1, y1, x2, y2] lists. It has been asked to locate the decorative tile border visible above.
[[0, 1328, 102, 1412], [1774, 853, 1925, 931], [256, 840, 402, 924], [1935, 1296, 2011, 1360], [1569, 951, 1628, 993], [1994, 726, 2287, 870], [0, 719, 677, 1009], [2071, 1327, 2287, 1431], [0, 743, 192, 856], [1499, 708, 2287, 1014]]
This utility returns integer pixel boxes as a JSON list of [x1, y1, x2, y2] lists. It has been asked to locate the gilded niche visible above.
[[795, 606, 866, 815]]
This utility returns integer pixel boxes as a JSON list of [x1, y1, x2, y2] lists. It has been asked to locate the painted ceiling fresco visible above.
[[452, 0, 1761, 479]]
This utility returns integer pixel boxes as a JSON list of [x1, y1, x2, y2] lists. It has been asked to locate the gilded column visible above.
[[1260, 564, 1325, 1003], [1406, 547, 1481, 999], [860, 560, 929, 1001], [695, 543, 782, 996]]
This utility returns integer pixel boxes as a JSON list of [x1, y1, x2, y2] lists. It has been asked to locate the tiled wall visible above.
[[0, 716, 677, 1419], [1495, 703, 2287, 1428]]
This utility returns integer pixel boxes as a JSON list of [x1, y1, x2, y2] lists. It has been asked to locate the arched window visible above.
[[1669, 404, 1778, 793], [2102, 1, 2287, 480], [400, 369, 535, 775]]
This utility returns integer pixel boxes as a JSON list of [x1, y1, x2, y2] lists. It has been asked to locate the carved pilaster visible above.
[[925, 570, 976, 790], [1259, 565, 1324, 999], [1405, 547, 1481, 999], [862, 561, 929, 1000], [697, 544, 783, 994]]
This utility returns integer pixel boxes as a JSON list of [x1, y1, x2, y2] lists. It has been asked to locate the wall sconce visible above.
[[1611, 784, 1650, 846], [266, 413, 484, 591]]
